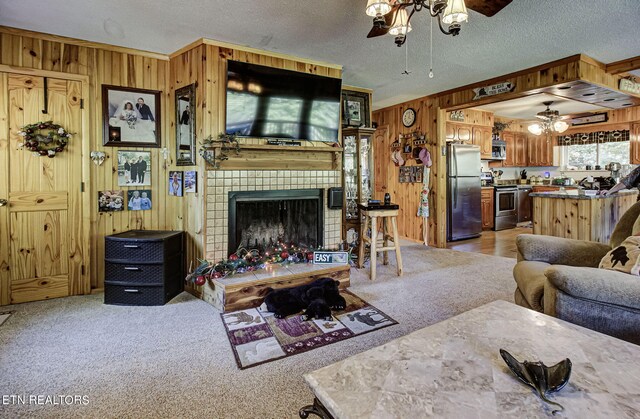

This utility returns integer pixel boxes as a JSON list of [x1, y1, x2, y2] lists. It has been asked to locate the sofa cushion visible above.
[[599, 235, 640, 275], [513, 260, 549, 312], [545, 265, 640, 310]]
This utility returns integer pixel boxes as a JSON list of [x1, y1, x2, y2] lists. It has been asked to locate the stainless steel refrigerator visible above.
[[447, 143, 482, 241]]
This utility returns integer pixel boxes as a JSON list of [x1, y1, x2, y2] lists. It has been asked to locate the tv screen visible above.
[[226, 60, 342, 142]]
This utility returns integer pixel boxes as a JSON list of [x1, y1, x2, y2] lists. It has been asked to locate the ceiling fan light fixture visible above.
[[442, 0, 469, 24], [553, 120, 569, 133], [365, 0, 392, 17], [528, 124, 543, 136], [388, 8, 412, 36]]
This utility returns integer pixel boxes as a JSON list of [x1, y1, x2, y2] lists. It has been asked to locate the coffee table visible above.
[[301, 300, 640, 418]]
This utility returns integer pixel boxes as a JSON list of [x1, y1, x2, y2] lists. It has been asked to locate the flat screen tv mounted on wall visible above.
[[225, 60, 342, 143]]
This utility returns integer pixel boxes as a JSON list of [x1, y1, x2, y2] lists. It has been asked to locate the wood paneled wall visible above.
[[0, 28, 342, 290], [170, 41, 342, 293], [0, 28, 174, 289], [372, 97, 439, 244]]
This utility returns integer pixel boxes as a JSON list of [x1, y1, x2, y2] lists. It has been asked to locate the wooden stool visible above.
[[357, 204, 403, 281]]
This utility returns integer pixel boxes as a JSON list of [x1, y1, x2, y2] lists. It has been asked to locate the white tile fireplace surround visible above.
[[206, 170, 342, 261]]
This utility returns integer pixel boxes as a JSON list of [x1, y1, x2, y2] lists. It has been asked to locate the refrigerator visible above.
[[447, 143, 482, 241]]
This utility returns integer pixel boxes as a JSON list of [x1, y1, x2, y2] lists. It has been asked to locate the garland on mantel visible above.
[[18, 121, 72, 158], [186, 241, 338, 286]]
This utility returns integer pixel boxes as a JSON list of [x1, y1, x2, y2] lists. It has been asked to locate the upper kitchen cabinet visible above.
[[527, 135, 553, 166], [446, 123, 473, 144], [502, 132, 516, 167], [473, 126, 493, 159], [514, 133, 528, 167]]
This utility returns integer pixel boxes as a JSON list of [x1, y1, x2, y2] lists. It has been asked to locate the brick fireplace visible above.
[[206, 170, 342, 261]]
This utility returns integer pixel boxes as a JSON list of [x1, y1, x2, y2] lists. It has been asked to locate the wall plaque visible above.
[[473, 82, 516, 100]]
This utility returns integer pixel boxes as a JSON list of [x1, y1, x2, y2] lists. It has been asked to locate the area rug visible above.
[[0, 311, 13, 327], [221, 290, 397, 369]]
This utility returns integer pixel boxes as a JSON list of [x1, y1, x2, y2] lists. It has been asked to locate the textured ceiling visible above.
[[474, 93, 604, 120], [1, 0, 639, 110]]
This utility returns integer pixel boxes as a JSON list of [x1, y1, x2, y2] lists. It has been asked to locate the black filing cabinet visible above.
[[104, 230, 184, 306]]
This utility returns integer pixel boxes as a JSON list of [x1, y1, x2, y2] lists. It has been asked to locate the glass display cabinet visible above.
[[342, 127, 376, 246]]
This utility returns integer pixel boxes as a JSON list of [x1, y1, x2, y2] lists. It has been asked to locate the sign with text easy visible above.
[[313, 251, 349, 265]]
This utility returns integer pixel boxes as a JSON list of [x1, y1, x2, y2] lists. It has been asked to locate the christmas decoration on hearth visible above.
[[17, 121, 72, 158], [185, 241, 344, 286], [198, 133, 241, 168]]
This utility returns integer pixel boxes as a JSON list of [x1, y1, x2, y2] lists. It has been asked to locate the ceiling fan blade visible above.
[[367, 26, 389, 38], [465, 0, 513, 17]]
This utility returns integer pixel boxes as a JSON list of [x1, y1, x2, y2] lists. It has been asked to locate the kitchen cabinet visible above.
[[473, 126, 493, 159], [502, 132, 515, 167], [631, 123, 640, 164], [527, 135, 554, 166], [446, 123, 473, 144], [514, 133, 527, 167], [481, 188, 494, 230]]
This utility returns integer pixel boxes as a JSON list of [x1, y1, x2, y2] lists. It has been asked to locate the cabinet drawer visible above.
[[104, 284, 166, 306], [105, 239, 180, 262], [104, 262, 165, 285]]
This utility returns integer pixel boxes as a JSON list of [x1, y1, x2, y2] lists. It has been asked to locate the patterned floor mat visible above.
[[221, 290, 397, 369]]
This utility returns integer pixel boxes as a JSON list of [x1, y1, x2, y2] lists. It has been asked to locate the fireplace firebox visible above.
[[228, 189, 324, 255]]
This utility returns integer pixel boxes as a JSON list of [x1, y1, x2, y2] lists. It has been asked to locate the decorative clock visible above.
[[402, 108, 416, 127]]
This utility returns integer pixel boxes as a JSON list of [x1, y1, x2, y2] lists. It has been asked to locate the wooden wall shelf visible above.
[[208, 144, 343, 153]]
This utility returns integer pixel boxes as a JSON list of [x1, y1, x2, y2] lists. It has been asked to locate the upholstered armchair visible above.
[[514, 201, 640, 344]]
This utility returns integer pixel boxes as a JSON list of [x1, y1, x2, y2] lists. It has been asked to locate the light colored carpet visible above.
[[0, 311, 12, 327], [0, 246, 516, 418]]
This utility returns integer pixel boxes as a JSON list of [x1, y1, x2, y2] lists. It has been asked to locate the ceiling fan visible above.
[[366, 0, 512, 45], [528, 101, 570, 135]]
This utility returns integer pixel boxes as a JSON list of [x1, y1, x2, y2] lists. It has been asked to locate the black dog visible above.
[[300, 286, 332, 321], [262, 277, 346, 320]]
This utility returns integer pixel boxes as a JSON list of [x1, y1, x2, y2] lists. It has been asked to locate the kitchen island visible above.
[[530, 189, 637, 244]]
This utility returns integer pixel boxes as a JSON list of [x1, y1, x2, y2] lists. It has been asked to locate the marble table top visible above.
[[304, 300, 640, 418]]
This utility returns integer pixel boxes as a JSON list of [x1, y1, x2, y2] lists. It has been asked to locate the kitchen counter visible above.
[[532, 190, 637, 244], [530, 189, 636, 200]]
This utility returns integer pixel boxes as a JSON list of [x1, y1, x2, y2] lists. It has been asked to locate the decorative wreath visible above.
[[18, 121, 72, 158]]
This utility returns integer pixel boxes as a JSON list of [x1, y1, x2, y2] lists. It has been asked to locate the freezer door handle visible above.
[[454, 177, 458, 209]]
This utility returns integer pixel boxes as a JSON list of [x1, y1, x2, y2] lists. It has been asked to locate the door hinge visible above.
[[80, 182, 85, 192], [81, 265, 86, 275], [80, 98, 84, 109]]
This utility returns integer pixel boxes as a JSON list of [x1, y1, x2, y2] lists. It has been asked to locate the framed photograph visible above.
[[341, 90, 370, 128], [127, 190, 152, 211], [176, 84, 196, 166], [168, 171, 183, 197], [184, 170, 197, 193], [98, 190, 124, 212], [102, 85, 161, 147], [117, 151, 151, 186]]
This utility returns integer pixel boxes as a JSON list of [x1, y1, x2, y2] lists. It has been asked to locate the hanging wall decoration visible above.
[[18, 121, 71, 158]]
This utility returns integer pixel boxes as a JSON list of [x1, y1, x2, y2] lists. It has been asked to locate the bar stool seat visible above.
[[357, 203, 403, 281]]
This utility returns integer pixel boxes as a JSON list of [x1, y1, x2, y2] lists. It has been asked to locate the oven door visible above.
[[495, 188, 517, 217]]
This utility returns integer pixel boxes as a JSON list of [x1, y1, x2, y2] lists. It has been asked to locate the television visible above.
[[225, 60, 342, 143]]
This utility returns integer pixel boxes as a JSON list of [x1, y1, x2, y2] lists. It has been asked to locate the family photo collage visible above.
[[97, 85, 198, 213]]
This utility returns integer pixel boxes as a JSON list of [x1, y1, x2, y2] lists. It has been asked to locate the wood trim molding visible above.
[[0, 26, 170, 61], [342, 85, 373, 94], [169, 37, 343, 71], [0, 64, 89, 82], [606, 56, 640, 75]]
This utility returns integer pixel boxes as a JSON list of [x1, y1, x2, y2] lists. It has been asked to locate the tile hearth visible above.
[[206, 170, 342, 260]]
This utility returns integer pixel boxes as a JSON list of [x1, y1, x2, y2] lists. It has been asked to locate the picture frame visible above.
[[102, 85, 161, 147], [98, 190, 124, 212], [184, 170, 197, 193], [341, 90, 370, 128], [175, 84, 196, 166], [117, 151, 151, 186], [127, 190, 152, 211], [168, 171, 183, 197]]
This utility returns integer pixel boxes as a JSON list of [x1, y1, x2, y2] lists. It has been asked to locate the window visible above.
[[564, 141, 629, 168]]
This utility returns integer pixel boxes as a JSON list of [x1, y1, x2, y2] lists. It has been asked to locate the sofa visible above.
[[514, 201, 640, 344]]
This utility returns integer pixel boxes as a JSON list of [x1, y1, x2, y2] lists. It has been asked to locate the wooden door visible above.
[[514, 133, 527, 166], [0, 72, 88, 305], [480, 127, 492, 159], [540, 136, 553, 166], [481, 188, 494, 230], [502, 132, 515, 167], [457, 125, 472, 144], [445, 123, 456, 141]]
